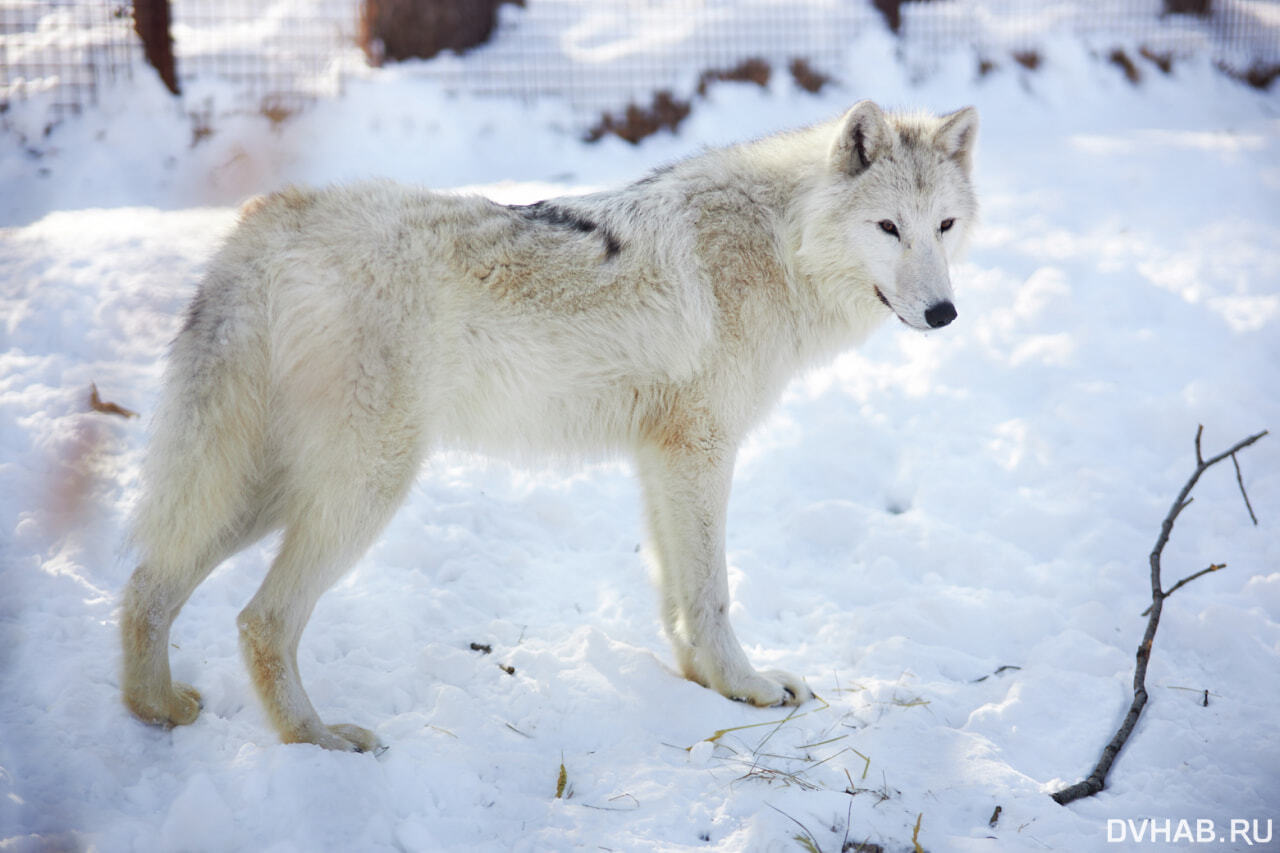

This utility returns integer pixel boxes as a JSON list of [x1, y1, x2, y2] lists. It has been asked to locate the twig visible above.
[[971, 664, 1022, 683], [766, 803, 824, 853], [686, 696, 829, 750], [1232, 453, 1259, 525], [1140, 564, 1225, 617], [724, 756, 822, 792], [581, 793, 640, 811], [1052, 427, 1267, 805]]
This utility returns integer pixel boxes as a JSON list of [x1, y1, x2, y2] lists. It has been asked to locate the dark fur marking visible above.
[[632, 161, 677, 187], [851, 124, 871, 171], [510, 201, 623, 260], [513, 200, 597, 233], [177, 283, 226, 346], [601, 230, 622, 259], [180, 290, 205, 336]]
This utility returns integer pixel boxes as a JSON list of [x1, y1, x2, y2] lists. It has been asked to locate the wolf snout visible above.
[[924, 300, 957, 329]]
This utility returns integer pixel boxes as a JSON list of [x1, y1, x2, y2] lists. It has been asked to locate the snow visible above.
[[3, 11, 1280, 853]]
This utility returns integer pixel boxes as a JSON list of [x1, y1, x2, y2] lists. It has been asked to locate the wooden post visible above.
[[133, 0, 179, 95]]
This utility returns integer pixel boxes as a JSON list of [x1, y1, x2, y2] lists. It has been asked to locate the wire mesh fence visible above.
[[171, 0, 351, 117], [3, 0, 1278, 132], [1, 0, 140, 115]]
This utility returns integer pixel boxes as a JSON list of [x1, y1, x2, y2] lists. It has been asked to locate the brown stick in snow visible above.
[[1051, 426, 1267, 805]]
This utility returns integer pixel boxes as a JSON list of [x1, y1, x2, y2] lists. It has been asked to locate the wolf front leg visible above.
[[636, 429, 813, 707]]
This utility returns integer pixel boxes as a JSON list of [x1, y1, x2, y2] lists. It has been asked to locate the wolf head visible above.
[[797, 101, 978, 334]]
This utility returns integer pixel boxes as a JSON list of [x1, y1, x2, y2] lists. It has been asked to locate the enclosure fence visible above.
[[3, 0, 1278, 133]]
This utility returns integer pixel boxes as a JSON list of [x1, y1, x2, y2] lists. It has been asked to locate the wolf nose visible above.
[[924, 301, 957, 328]]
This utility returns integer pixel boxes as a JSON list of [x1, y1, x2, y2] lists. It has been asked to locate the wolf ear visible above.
[[934, 106, 979, 172], [832, 100, 893, 177]]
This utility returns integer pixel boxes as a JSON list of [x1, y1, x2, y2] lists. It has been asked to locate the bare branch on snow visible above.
[[1051, 426, 1267, 806]]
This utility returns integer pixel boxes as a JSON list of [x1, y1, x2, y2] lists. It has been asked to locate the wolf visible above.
[[121, 100, 978, 751]]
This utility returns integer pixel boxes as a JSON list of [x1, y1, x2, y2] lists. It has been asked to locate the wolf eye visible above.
[[940, 218, 956, 233], [878, 220, 899, 238]]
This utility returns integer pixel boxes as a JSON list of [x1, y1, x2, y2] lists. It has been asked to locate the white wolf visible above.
[[122, 100, 978, 752]]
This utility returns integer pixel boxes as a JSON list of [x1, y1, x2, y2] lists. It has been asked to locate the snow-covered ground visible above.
[[2, 13, 1279, 853]]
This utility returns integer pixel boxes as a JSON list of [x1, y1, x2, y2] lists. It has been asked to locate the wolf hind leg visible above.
[[237, 448, 421, 752], [122, 506, 271, 728], [122, 547, 231, 727], [238, 504, 398, 752], [122, 568, 205, 727]]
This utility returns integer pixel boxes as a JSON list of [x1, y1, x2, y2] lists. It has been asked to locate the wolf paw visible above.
[[125, 681, 203, 728], [328, 723, 384, 754], [761, 669, 816, 707], [297, 723, 385, 754], [723, 669, 814, 708]]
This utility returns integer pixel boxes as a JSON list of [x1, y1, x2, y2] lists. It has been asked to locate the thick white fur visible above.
[[121, 101, 979, 751]]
